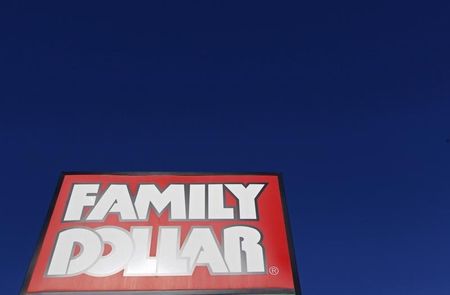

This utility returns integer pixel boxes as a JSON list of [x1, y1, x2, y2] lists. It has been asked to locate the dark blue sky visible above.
[[1, 1, 449, 294]]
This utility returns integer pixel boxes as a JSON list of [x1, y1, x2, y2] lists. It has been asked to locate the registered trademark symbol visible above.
[[269, 266, 279, 275]]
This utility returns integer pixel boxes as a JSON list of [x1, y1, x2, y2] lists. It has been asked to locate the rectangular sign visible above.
[[21, 172, 300, 294]]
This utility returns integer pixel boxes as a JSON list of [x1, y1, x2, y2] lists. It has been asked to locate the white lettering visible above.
[[225, 184, 265, 219], [64, 184, 99, 221], [208, 184, 234, 219], [47, 228, 102, 276], [181, 227, 228, 273], [224, 226, 265, 273], [47, 226, 265, 276], [134, 185, 186, 220], [87, 185, 137, 221]]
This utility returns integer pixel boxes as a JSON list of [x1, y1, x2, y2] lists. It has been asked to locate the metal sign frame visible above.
[[20, 172, 301, 295]]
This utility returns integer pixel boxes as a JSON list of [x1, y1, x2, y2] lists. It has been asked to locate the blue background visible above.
[[1, 1, 449, 294]]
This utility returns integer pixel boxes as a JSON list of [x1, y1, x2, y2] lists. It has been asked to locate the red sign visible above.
[[22, 172, 300, 295]]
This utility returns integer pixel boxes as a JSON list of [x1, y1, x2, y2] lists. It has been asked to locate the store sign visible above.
[[21, 172, 300, 294]]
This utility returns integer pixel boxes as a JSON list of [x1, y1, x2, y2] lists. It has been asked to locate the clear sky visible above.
[[1, 1, 449, 295]]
